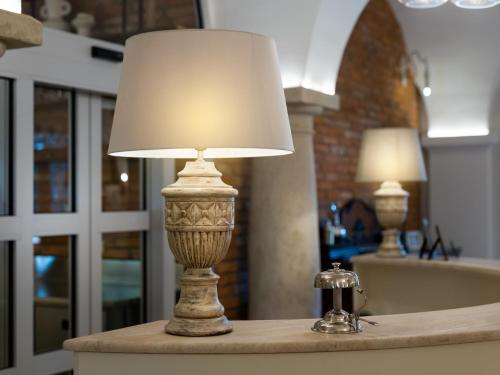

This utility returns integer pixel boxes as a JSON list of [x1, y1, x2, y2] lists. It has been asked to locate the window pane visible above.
[[0, 242, 12, 369], [102, 99, 144, 211], [0, 79, 12, 216], [34, 235, 74, 354], [34, 86, 74, 213], [102, 232, 144, 331]]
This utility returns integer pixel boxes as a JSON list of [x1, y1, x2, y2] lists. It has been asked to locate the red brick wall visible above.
[[314, 0, 424, 230]]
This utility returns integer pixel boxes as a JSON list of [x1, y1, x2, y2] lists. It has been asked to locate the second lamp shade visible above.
[[108, 30, 294, 159], [356, 127, 427, 183]]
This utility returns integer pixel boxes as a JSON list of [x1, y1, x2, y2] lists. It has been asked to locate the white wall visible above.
[[491, 88, 500, 259], [424, 136, 497, 258], [391, 3, 500, 258], [391, 3, 500, 138]]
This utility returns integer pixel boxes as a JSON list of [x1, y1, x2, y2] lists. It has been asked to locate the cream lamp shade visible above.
[[108, 29, 294, 159], [356, 127, 427, 182]]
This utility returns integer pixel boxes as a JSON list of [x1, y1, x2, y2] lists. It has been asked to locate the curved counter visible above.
[[351, 254, 500, 315], [64, 255, 500, 375]]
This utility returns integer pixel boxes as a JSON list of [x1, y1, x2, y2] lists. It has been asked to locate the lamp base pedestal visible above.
[[162, 156, 237, 337], [377, 229, 406, 258], [166, 316, 232, 337], [165, 268, 232, 336], [374, 181, 409, 258]]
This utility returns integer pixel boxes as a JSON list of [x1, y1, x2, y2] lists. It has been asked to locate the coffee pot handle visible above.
[[349, 288, 379, 328]]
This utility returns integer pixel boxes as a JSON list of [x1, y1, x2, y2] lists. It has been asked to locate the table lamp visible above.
[[356, 128, 426, 258], [108, 30, 294, 336]]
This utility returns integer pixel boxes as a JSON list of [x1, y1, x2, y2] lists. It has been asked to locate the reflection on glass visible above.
[[34, 86, 74, 213], [0, 79, 12, 216], [102, 232, 144, 331], [23, 0, 199, 44], [102, 99, 144, 211], [34, 235, 74, 354], [0, 242, 12, 369]]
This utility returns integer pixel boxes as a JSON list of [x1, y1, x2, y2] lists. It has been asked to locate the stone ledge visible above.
[[0, 9, 43, 50], [285, 86, 340, 111], [64, 301, 500, 354]]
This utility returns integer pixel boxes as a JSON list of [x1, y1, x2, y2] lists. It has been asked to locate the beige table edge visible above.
[[66, 255, 500, 355], [64, 301, 500, 354]]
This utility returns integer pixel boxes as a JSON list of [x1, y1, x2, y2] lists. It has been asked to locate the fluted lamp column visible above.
[[108, 30, 293, 336], [356, 128, 427, 257]]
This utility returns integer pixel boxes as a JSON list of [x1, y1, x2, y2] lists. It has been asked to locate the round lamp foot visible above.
[[165, 316, 233, 337]]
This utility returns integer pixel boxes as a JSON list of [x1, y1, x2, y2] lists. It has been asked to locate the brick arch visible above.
[[314, 0, 424, 228]]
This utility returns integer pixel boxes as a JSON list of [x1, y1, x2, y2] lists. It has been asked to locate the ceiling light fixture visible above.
[[398, 0, 448, 8], [451, 0, 499, 8], [398, 0, 499, 8]]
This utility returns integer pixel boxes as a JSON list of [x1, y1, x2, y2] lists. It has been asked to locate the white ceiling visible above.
[[390, 1, 500, 137], [201, 0, 367, 95], [201, 0, 500, 138]]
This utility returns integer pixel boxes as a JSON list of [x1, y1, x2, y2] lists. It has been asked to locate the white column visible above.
[[249, 88, 339, 319]]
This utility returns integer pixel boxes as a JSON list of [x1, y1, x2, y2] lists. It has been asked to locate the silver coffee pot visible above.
[[312, 263, 376, 334]]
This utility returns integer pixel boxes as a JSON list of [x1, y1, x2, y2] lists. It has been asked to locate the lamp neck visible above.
[[380, 180, 402, 190], [375, 180, 409, 197], [196, 149, 206, 162]]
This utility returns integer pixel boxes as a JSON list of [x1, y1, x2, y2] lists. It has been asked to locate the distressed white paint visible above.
[[201, 0, 367, 95]]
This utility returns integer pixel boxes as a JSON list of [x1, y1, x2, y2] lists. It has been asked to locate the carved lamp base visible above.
[[374, 181, 409, 258], [161, 155, 237, 336]]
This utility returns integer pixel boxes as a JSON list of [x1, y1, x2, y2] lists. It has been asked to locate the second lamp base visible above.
[[377, 229, 407, 258]]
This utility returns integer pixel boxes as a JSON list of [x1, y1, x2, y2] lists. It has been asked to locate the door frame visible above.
[[0, 28, 176, 375]]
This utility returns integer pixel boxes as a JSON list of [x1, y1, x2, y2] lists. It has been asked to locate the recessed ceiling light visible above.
[[398, 0, 448, 8], [451, 0, 499, 9]]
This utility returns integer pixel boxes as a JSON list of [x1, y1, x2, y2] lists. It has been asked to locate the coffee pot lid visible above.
[[314, 262, 360, 289]]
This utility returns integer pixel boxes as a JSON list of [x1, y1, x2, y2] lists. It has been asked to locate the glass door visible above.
[[89, 96, 150, 334], [0, 30, 176, 375], [31, 84, 91, 375]]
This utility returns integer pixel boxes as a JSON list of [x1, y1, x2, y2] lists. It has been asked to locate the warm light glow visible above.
[[398, 0, 448, 8], [451, 0, 499, 8], [108, 31, 294, 160], [0, 0, 21, 13], [423, 86, 432, 97], [111, 148, 293, 159], [300, 79, 336, 96], [120, 172, 129, 182], [356, 128, 427, 183], [283, 79, 336, 96], [427, 127, 489, 138]]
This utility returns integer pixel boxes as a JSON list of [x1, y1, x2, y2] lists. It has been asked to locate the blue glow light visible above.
[[36, 286, 49, 298], [34, 142, 45, 151], [35, 255, 56, 275]]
